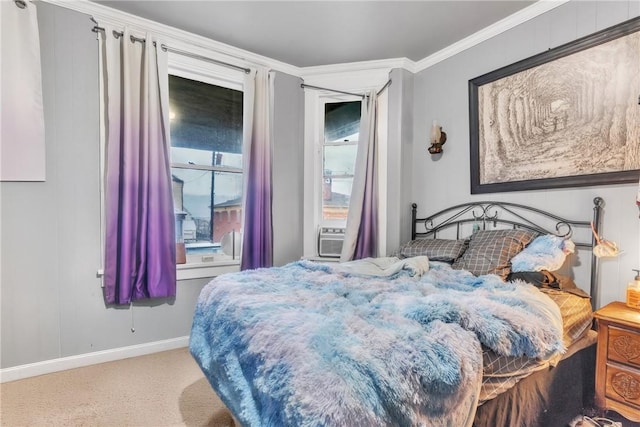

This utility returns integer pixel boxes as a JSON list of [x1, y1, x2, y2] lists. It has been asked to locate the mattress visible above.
[[478, 288, 594, 404]]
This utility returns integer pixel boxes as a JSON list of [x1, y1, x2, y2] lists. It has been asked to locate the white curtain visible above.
[[241, 68, 274, 270], [341, 90, 378, 262], [1, 0, 45, 181]]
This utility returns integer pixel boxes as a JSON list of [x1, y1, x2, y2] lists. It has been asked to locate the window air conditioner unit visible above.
[[318, 227, 345, 258]]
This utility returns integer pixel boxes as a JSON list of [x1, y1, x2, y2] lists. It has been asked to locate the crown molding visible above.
[[299, 57, 416, 78], [41, 0, 569, 79], [301, 68, 392, 95], [414, 0, 570, 72], [40, 0, 302, 76]]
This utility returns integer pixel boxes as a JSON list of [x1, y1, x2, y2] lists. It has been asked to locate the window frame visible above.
[[302, 71, 390, 261], [168, 52, 247, 279], [319, 97, 361, 227], [301, 91, 363, 260]]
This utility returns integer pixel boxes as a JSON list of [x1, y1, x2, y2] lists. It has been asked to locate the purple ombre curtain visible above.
[[341, 90, 379, 262], [240, 68, 274, 270], [100, 27, 176, 304]]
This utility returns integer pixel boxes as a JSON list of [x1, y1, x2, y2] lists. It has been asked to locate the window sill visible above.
[[302, 256, 341, 263], [176, 260, 240, 281], [96, 261, 240, 284]]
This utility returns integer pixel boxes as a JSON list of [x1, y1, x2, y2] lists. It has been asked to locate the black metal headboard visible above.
[[411, 197, 604, 309]]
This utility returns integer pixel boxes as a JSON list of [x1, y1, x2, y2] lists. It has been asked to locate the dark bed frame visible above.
[[411, 197, 604, 309], [410, 198, 605, 427]]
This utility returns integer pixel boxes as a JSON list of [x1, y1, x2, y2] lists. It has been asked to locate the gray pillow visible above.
[[397, 238, 469, 263], [452, 229, 537, 279]]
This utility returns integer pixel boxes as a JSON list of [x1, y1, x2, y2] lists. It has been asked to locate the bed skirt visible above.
[[473, 331, 596, 427]]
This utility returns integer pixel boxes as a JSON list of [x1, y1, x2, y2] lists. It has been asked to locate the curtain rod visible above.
[[159, 44, 251, 74], [377, 79, 392, 96], [301, 79, 392, 98], [301, 83, 365, 98], [91, 25, 251, 74], [92, 26, 147, 45]]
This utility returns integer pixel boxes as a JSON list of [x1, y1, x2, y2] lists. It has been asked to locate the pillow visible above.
[[452, 229, 537, 279], [510, 234, 575, 273], [396, 238, 468, 263]]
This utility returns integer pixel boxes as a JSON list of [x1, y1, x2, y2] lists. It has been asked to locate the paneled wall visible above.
[[2, 0, 638, 372], [0, 2, 211, 369], [0, 2, 304, 369], [386, 68, 415, 253], [272, 72, 305, 266], [413, 0, 640, 308]]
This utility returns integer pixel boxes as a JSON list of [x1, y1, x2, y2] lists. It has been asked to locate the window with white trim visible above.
[[320, 98, 362, 225], [308, 96, 362, 259], [168, 59, 245, 266], [302, 71, 390, 260]]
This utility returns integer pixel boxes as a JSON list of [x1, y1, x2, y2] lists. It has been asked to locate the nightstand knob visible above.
[[613, 335, 640, 361], [612, 372, 640, 401]]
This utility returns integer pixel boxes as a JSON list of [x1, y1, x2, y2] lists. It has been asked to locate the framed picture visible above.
[[469, 17, 640, 194]]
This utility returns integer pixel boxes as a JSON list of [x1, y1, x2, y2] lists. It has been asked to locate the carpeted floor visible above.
[[0, 347, 234, 427], [2, 348, 639, 427]]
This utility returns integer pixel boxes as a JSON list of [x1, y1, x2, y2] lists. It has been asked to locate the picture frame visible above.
[[469, 17, 640, 194]]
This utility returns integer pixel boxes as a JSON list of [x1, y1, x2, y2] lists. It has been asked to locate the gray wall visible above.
[[412, 0, 640, 308], [385, 68, 414, 253], [1, 3, 304, 369], [0, 3, 212, 369], [4, 0, 638, 370], [272, 72, 305, 266]]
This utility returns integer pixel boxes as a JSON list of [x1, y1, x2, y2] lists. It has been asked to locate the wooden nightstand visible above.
[[594, 301, 640, 422]]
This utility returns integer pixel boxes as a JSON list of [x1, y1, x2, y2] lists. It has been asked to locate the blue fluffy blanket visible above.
[[190, 259, 563, 427]]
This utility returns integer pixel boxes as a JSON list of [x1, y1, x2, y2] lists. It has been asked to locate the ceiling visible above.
[[93, 1, 535, 68]]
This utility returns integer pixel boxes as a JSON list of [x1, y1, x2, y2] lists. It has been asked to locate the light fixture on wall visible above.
[[428, 120, 447, 155]]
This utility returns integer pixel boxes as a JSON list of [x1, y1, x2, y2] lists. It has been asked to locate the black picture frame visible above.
[[469, 16, 640, 194]]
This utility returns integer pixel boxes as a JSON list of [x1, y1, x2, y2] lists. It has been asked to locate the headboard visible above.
[[411, 197, 604, 309]]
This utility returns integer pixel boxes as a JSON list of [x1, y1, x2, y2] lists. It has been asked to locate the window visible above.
[[168, 73, 244, 265], [302, 73, 390, 260], [321, 100, 361, 223]]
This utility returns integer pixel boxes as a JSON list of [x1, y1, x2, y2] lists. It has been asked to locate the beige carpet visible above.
[[0, 347, 235, 427]]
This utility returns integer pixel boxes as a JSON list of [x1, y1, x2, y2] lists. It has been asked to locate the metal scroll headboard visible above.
[[411, 197, 604, 309]]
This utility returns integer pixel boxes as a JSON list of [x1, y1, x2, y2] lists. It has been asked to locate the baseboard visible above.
[[0, 336, 189, 383]]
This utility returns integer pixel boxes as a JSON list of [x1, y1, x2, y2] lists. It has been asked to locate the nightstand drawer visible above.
[[605, 363, 640, 409], [595, 302, 640, 422], [608, 326, 640, 369]]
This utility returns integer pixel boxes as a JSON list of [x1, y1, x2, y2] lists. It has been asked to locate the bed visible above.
[[189, 198, 604, 427]]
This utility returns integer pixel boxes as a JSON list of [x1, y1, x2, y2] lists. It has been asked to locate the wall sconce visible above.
[[428, 121, 447, 155]]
